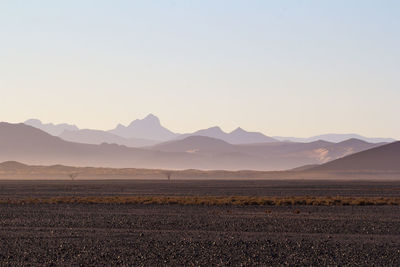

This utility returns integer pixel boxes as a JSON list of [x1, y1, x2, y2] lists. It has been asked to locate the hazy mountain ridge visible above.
[[24, 115, 280, 146], [25, 115, 396, 148], [274, 134, 395, 144], [177, 126, 277, 144], [0, 122, 386, 170], [25, 119, 79, 136]]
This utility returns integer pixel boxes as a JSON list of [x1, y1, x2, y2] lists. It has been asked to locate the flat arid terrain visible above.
[[3, 0, 400, 265], [1, 180, 399, 266]]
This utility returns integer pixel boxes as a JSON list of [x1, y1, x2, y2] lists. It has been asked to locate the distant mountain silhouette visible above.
[[109, 114, 179, 141], [25, 119, 79, 136], [25, 116, 396, 146], [25, 115, 277, 146], [179, 126, 277, 144], [190, 127, 227, 140], [274, 134, 395, 143], [229, 127, 277, 143], [311, 141, 400, 171], [0, 122, 385, 170], [60, 129, 158, 147]]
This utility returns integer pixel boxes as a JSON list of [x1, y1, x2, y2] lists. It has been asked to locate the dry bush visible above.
[[1, 196, 400, 206]]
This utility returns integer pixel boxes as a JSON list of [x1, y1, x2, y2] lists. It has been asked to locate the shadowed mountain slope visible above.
[[311, 141, 400, 171]]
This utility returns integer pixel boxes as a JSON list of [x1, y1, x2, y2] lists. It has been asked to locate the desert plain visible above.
[[0, 179, 399, 266]]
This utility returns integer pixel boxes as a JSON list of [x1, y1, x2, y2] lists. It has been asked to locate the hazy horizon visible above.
[[1, 1, 399, 138], [14, 114, 397, 140]]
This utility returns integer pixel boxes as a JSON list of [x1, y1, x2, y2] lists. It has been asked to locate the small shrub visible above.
[[1, 196, 399, 206]]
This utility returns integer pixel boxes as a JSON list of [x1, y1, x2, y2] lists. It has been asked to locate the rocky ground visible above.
[[0, 180, 399, 266], [0, 204, 399, 266]]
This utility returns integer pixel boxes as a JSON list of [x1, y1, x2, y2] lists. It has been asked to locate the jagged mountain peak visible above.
[[231, 127, 246, 134], [110, 114, 178, 141], [128, 114, 161, 127], [144, 113, 159, 121]]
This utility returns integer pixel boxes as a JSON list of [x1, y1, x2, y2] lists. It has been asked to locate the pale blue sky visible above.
[[1, 1, 399, 138]]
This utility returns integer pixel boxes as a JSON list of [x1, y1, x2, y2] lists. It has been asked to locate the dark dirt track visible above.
[[0, 180, 400, 266]]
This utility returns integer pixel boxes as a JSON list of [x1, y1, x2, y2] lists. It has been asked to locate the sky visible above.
[[1, 0, 399, 138]]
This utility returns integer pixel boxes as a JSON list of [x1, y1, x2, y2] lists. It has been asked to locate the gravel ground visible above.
[[0, 204, 399, 266], [1, 180, 399, 266]]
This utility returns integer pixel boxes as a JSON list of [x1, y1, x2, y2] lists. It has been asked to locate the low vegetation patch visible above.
[[1, 196, 400, 206]]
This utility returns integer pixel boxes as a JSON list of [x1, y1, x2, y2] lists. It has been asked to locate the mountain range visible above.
[[24, 114, 396, 147], [0, 122, 386, 170], [177, 127, 277, 144]]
